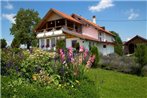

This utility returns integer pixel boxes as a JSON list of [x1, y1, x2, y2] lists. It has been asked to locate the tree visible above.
[[110, 31, 123, 56], [135, 44, 147, 67], [10, 8, 41, 49], [0, 39, 7, 48], [11, 38, 20, 48]]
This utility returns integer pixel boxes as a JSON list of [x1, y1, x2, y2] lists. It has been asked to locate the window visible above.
[[72, 40, 77, 48], [51, 38, 55, 47], [41, 39, 44, 48], [46, 39, 50, 48], [103, 45, 106, 48], [99, 37, 102, 41]]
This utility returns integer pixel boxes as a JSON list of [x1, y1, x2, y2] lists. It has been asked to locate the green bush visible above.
[[1, 48, 25, 76], [75, 42, 80, 52], [20, 48, 54, 80], [110, 31, 123, 56], [56, 39, 66, 51], [141, 66, 147, 76], [90, 46, 99, 67], [135, 44, 147, 67], [1, 75, 99, 98]]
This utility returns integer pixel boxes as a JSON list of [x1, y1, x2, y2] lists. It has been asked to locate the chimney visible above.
[[92, 16, 96, 24]]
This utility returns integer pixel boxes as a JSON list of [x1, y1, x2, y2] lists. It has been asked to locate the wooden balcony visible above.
[[36, 19, 82, 33]]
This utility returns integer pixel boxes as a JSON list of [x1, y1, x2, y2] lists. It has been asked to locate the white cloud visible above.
[[127, 9, 139, 20], [2, 13, 16, 24], [89, 0, 114, 12], [4, 2, 14, 10]]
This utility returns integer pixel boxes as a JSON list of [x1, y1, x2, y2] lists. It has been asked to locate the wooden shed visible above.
[[124, 35, 147, 54]]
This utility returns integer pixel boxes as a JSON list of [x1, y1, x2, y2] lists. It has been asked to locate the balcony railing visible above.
[[37, 25, 81, 34]]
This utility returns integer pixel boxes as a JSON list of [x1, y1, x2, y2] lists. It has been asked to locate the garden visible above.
[[1, 45, 100, 98], [1, 43, 147, 98]]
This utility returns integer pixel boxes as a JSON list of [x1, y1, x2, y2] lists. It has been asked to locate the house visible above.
[[124, 35, 147, 54], [34, 8, 115, 55]]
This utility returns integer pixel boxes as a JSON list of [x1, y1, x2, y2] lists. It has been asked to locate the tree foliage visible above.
[[10, 8, 41, 49], [0, 38, 7, 48], [110, 31, 123, 56], [135, 44, 147, 67], [11, 38, 20, 48]]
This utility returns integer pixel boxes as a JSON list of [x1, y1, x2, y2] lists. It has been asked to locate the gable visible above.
[[125, 35, 147, 45], [35, 8, 82, 32], [47, 12, 62, 21]]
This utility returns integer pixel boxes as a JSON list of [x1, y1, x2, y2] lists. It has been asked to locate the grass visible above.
[[1, 68, 147, 98], [86, 68, 147, 98]]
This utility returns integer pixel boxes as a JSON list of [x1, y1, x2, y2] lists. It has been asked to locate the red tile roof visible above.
[[62, 28, 114, 45], [51, 8, 81, 24]]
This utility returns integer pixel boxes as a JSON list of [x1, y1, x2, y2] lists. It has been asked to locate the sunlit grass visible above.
[[86, 68, 147, 98]]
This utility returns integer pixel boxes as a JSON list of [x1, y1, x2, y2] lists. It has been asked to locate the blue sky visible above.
[[1, 0, 147, 45]]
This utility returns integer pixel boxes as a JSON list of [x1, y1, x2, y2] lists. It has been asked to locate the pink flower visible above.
[[84, 49, 88, 60], [90, 55, 95, 63], [86, 55, 95, 68], [79, 46, 84, 52], [59, 49, 65, 63], [71, 57, 75, 63], [68, 47, 73, 58]]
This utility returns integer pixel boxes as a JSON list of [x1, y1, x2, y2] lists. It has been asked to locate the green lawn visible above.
[[86, 68, 147, 98]]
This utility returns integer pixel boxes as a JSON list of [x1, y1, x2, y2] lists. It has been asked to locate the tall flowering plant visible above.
[[58, 46, 96, 84], [83, 49, 89, 60], [68, 47, 74, 63], [79, 46, 84, 53], [86, 55, 95, 68], [59, 49, 65, 64]]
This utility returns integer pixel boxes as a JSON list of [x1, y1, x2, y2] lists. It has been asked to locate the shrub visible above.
[[2, 75, 99, 98], [110, 31, 123, 56], [1, 48, 25, 76], [75, 42, 80, 52], [99, 53, 140, 75], [141, 66, 147, 76], [90, 46, 99, 67], [20, 48, 53, 80], [135, 44, 147, 67], [56, 39, 66, 51]]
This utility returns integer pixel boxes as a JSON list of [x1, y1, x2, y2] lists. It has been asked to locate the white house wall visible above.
[[105, 34, 113, 42], [97, 44, 114, 55], [83, 40, 89, 50], [66, 38, 89, 50]]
